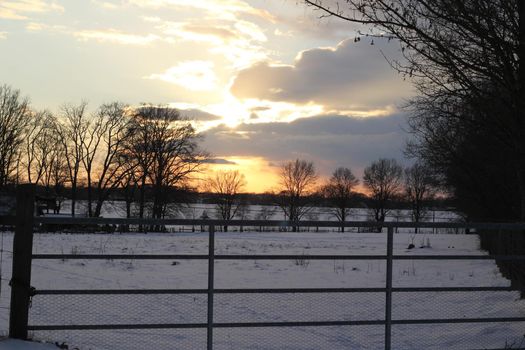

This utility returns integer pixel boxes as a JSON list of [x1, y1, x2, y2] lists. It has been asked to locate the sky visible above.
[[0, 0, 414, 193]]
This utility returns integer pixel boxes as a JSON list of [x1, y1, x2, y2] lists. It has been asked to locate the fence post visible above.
[[385, 226, 394, 350], [207, 225, 215, 350], [9, 184, 36, 340]]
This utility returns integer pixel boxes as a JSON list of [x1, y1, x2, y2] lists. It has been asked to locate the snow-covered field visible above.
[[0, 228, 524, 349]]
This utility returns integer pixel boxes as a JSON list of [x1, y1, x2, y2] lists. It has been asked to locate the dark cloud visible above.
[[201, 158, 238, 165], [231, 39, 411, 111], [180, 108, 222, 121], [202, 113, 410, 177]]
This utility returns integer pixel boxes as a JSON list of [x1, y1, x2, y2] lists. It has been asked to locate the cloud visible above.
[[0, 0, 64, 20], [159, 19, 269, 68], [90, 0, 119, 9], [73, 29, 160, 45], [0, 32, 7, 39], [231, 39, 412, 112], [202, 114, 409, 177], [127, 0, 276, 22], [201, 158, 238, 165], [147, 61, 218, 91], [174, 107, 223, 121]]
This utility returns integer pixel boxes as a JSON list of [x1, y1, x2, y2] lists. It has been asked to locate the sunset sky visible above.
[[0, 0, 414, 193]]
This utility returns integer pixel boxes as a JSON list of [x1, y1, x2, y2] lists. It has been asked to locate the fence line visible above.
[[5, 184, 525, 350]]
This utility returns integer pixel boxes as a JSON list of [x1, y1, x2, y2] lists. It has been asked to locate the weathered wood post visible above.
[[9, 184, 36, 340]]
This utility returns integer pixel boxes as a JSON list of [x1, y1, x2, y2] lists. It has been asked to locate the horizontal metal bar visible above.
[[30, 216, 525, 230], [29, 316, 525, 332], [32, 254, 209, 260], [33, 288, 387, 295], [393, 255, 525, 260], [212, 320, 385, 328], [28, 320, 386, 331], [33, 286, 518, 296], [34, 289, 208, 295], [391, 317, 525, 325], [32, 253, 525, 261], [392, 287, 517, 292], [214, 288, 387, 294], [28, 323, 208, 331], [214, 254, 385, 260]]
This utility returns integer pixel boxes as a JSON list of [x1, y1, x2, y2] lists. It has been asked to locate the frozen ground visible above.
[[0, 229, 524, 349]]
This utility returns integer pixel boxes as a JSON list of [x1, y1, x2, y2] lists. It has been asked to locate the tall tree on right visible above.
[[363, 158, 402, 231], [404, 162, 435, 233], [302, 0, 524, 220]]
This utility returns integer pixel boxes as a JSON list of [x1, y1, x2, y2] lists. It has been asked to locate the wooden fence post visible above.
[[9, 184, 36, 340]]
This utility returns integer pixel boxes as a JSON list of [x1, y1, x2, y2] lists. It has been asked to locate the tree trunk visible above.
[[70, 181, 76, 217]]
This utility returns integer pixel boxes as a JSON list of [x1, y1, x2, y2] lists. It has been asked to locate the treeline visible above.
[[203, 159, 441, 232], [0, 84, 204, 219]]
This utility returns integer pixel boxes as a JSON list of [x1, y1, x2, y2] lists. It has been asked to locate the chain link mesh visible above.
[[391, 323, 525, 350], [32, 328, 206, 350], [213, 326, 384, 350], [214, 293, 384, 323]]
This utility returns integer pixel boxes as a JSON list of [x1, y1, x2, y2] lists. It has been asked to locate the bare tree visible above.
[[0, 85, 31, 189], [89, 102, 134, 217], [207, 170, 246, 232], [127, 105, 204, 225], [322, 167, 359, 232], [22, 110, 56, 185], [404, 162, 436, 232], [55, 102, 89, 216], [276, 159, 318, 231], [363, 158, 402, 230]]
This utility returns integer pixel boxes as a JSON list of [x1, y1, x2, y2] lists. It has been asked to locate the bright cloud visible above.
[[90, 0, 119, 9], [127, 0, 275, 22], [147, 61, 218, 91], [159, 19, 269, 68], [73, 29, 160, 45], [0, 0, 64, 20], [25, 21, 45, 31]]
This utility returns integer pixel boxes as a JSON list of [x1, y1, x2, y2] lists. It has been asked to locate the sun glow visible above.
[[202, 156, 280, 193]]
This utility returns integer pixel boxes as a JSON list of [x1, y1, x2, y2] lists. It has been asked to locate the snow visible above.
[[0, 227, 524, 349], [0, 339, 56, 350], [0, 203, 523, 349]]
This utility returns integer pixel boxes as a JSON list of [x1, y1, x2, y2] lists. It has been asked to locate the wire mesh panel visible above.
[[213, 325, 385, 350], [214, 292, 385, 323], [29, 294, 208, 326], [393, 291, 525, 321], [391, 322, 525, 350], [32, 328, 207, 350]]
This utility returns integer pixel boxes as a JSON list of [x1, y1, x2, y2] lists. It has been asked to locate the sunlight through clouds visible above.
[[73, 29, 160, 45], [0, 0, 412, 185], [127, 0, 275, 22], [0, 0, 63, 20], [147, 61, 219, 92], [159, 19, 269, 68]]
